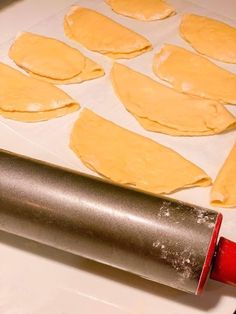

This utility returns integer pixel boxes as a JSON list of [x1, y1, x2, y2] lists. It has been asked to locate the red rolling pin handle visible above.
[[210, 237, 236, 286]]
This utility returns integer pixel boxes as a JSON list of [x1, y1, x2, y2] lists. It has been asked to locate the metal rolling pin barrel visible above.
[[0, 149, 235, 294]]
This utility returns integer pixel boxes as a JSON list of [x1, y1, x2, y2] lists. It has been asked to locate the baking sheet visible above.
[[0, 0, 236, 313]]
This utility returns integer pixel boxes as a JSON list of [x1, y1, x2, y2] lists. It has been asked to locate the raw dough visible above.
[[9, 32, 104, 84], [111, 63, 236, 136], [0, 62, 79, 122], [64, 6, 152, 59], [211, 142, 236, 207], [0, 104, 79, 122], [180, 14, 236, 63], [70, 108, 211, 194], [105, 0, 175, 21], [153, 44, 236, 105], [133, 115, 235, 136]]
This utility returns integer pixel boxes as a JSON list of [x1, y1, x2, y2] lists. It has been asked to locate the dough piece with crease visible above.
[[153, 44, 236, 105], [111, 63, 236, 136], [0, 62, 79, 122], [64, 6, 152, 59], [9, 32, 104, 84], [0, 104, 79, 122], [105, 0, 175, 21], [211, 142, 236, 207], [180, 14, 236, 63], [70, 109, 211, 194]]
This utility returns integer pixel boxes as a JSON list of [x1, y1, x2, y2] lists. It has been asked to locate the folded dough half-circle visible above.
[[105, 0, 175, 21], [111, 63, 236, 136], [211, 142, 236, 207], [9, 32, 104, 84], [180, 14, 236, 63], [0, 62, 80, 121], [70, 108, 211, 195], [153, 44, 236, 105], [64, 6, 152, 59]]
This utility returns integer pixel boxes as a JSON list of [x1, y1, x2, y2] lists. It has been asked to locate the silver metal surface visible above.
[[0, 149, 219, 293]]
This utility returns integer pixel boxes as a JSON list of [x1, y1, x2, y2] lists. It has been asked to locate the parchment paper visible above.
[[0, 1, 235, 313]]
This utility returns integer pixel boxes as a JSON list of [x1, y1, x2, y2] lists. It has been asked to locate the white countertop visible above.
[[0, 1, 236, 313]]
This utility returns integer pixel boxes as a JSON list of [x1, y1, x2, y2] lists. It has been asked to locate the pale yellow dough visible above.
[[111, 63, 236, 136], [105, 0, 175, 21], [64, 6, 152, 59], [0, 62, 79, 122], [9, 32, 104, 84], [180, 14, 236, 63], [70, 109, 211, 194], [0, 104, 79, 122], [211, 142, 236, 207], [153, 44, 236, 105]]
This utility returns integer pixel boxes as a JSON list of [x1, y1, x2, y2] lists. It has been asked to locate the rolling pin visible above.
[[0, 149, 235, 294]]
